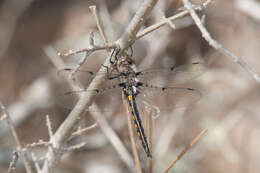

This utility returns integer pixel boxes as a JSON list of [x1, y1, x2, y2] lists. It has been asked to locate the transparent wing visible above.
[[135, 84, 202, 112], [137, 61, 206, 86], [57, 85, 124, 113], [57, 68, 120, 88]]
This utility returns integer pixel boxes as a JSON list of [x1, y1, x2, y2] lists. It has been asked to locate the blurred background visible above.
[[0, 0, 260, 172]]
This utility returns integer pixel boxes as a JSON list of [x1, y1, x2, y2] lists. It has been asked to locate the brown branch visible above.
[[0, 101, 33, 173], [145, 109, 153, 173], [163, 129, 207, 173], [182, 0, 260, 82]]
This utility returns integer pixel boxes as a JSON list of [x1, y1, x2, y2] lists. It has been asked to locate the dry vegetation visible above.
[[0, 0, 260, 173]]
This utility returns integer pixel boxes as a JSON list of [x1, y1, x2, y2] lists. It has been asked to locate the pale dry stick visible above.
[[63, 142, 87, 152], [7, 151, 18, 173], [122, 93, 143, 173], [71, 122, 98, 137], [0, 101, 33, 173], [145, 109, 153, 173], [30, 151, 41, 172], [182, 0, 260, 82], [26, 140, 51, 148], [89, 6, 109, 46], [136, 0, 211, 39], [57, 43, 116, 57], [42, 0, 159, 172], [163, 129, 207, 173], [68, 32, 99, 79], [46, 115, 53, 139], [90, 104, 135, 172]]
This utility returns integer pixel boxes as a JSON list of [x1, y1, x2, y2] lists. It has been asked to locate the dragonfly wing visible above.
[[136, 84, 202, 112], [137, 61, 206, 86], [58, 68, 119, 88], [57, 85, 124, 113]]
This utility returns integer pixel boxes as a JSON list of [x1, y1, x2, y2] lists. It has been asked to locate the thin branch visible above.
[[26, 140, 51, 148], [46, 115, 53, 139], [90, 105, 135, 172], [116, 0, 158, 52], [57, 43, 116, 57], [7, 151, 19, 173], [30, 151, 42, 172], [122, 93, 143, 173], [0, 100, 33, 173], [163, 129, 207, 173], [145, 109, 153, 173], [136, 0, 211, 39], [183, 0, 260, 82], [89, 5, 109, 45], [63, 142, 87, 152], [71, 122, 98, 137]]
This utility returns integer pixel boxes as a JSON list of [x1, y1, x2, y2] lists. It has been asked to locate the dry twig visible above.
[[0, 100, 33, 173], [163, 129, 207, 173], [145, 109, 153, 173], [7, 151, 19, 173], [71, 122, 98, 137], [30, 151, 41, 172]]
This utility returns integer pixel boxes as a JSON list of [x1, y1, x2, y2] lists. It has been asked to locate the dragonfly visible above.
[[59, 48, 205, 157]]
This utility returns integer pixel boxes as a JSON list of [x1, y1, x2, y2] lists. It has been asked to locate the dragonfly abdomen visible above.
[[127, 93, 152, 158]]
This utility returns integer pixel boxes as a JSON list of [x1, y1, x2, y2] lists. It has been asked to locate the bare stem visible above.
[[57, 44, 116, 57], [0, 101, 33, 173], [163, 129, 207, 173], [89, 5, 109, 45], [7, 151, 19, 173], [145, 109, 153, 173]]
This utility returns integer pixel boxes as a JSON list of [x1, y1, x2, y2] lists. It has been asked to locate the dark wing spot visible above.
[[187, 88, 195, 91], [170, 65, 176, 71], [94, 89, 99, 93]]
